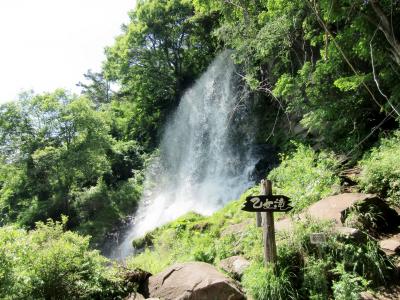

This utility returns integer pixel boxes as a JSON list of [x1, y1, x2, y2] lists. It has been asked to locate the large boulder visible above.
[[306, 193, 377, 224], [218, 256, 250, 279], [148, 262, 245, 300], [306, 193, 399, 232], [275, 193, 399, 235], [379, 237, 400, 256]]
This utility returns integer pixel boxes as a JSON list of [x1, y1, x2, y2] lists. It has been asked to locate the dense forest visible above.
[[1, 0, 400, 299]]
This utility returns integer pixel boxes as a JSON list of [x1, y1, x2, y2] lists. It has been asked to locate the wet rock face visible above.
[[250, 143, 279, 182], [148, 262, 245, 300]]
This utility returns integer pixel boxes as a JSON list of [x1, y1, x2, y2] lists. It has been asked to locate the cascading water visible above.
[[111, 51, 257, 259]]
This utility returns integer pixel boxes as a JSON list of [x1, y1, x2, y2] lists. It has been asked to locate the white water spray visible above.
[[111, 51, 256, 259]]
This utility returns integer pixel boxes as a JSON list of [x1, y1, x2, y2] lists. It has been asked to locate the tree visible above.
[[77, 70, 112, 107], [194, 0, 400, 153], [0, 90, 112, 226], [103, 0, 218, 149]]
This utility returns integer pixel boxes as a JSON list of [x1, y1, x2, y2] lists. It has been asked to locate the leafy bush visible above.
[[277, 218, 392, 297], [0, 217, 131, 299], [329, 237, 393, 285], [358, 131, 400, 206], [268, 142, 340, 212]]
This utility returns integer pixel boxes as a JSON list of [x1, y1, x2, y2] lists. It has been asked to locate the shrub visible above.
[[277, 218, 393, 295], [358, 131, 400, 206], [328, 237, 393, 286], [268, 142, 340, 212], [0, 217, 131, 299]]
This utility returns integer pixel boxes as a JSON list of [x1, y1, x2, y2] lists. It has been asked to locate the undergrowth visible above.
[[358, 131, 400, 206], [268, 142, 341, 212]]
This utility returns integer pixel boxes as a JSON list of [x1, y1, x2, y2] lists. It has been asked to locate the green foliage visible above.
[[268, 142, 340, 212], [344, 201, 392, 235], [330, 236, 392, 285], [301, 258, 330, 300], [242, 262, 297, 300], [0, 218, 131, 299], [0, 90, 144, 242], [358, 131, 400, 206], [200, 0, 400, 153], [332, 264, 369, 300], [2, 0, 400, 297], [75, 176, 143, 246], [104, 0, 217, 150], [126, 195, 256, 273]]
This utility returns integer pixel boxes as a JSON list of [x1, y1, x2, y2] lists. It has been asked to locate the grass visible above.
[[268, 142, 341, 212]]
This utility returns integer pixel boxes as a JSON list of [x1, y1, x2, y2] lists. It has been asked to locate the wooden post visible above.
[[256, 212, 262, 227], [255, 182, 263, 227], [242, 180, 292, 268], [261, 179, 277, 266]]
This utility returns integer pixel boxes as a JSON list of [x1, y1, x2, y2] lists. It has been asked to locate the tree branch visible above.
[[370, 27, 400, 117]]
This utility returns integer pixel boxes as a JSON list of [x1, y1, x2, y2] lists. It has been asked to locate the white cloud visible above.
[[0, 0, 135, 103]]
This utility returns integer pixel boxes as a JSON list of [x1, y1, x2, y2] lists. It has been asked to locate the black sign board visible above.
[[242, 195, 293, 212]]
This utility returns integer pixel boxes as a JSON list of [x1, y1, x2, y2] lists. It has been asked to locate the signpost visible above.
[[310, 232, 326, 258], [242, 180, 292, 267], [242, 195, 292, 212], [310, 233, 327, 244]]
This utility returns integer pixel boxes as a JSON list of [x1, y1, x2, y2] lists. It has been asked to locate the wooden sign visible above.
[[242, 195, 293, 212], [241, 180, 292, 267], [310, 233, 327, 244]]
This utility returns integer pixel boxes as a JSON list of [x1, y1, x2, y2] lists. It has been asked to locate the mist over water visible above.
[[111, 51, 257, 259]]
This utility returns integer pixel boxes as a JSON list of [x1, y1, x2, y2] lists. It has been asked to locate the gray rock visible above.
[[334, 226, 365, 240], [221, 219, 252, 237], [218, 256, 250, 279], [275, 217, 294, 232], [148, 262, 245, 300], [124, 292, 146, 300], [379, 239, 400, 256], [306, 193, 378, 225]]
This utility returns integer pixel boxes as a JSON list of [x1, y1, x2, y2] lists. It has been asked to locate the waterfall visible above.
[[111, 51, 256, 259]]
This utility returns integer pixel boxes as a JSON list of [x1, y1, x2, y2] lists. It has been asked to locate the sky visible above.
[[0, 0, 136, 103]]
